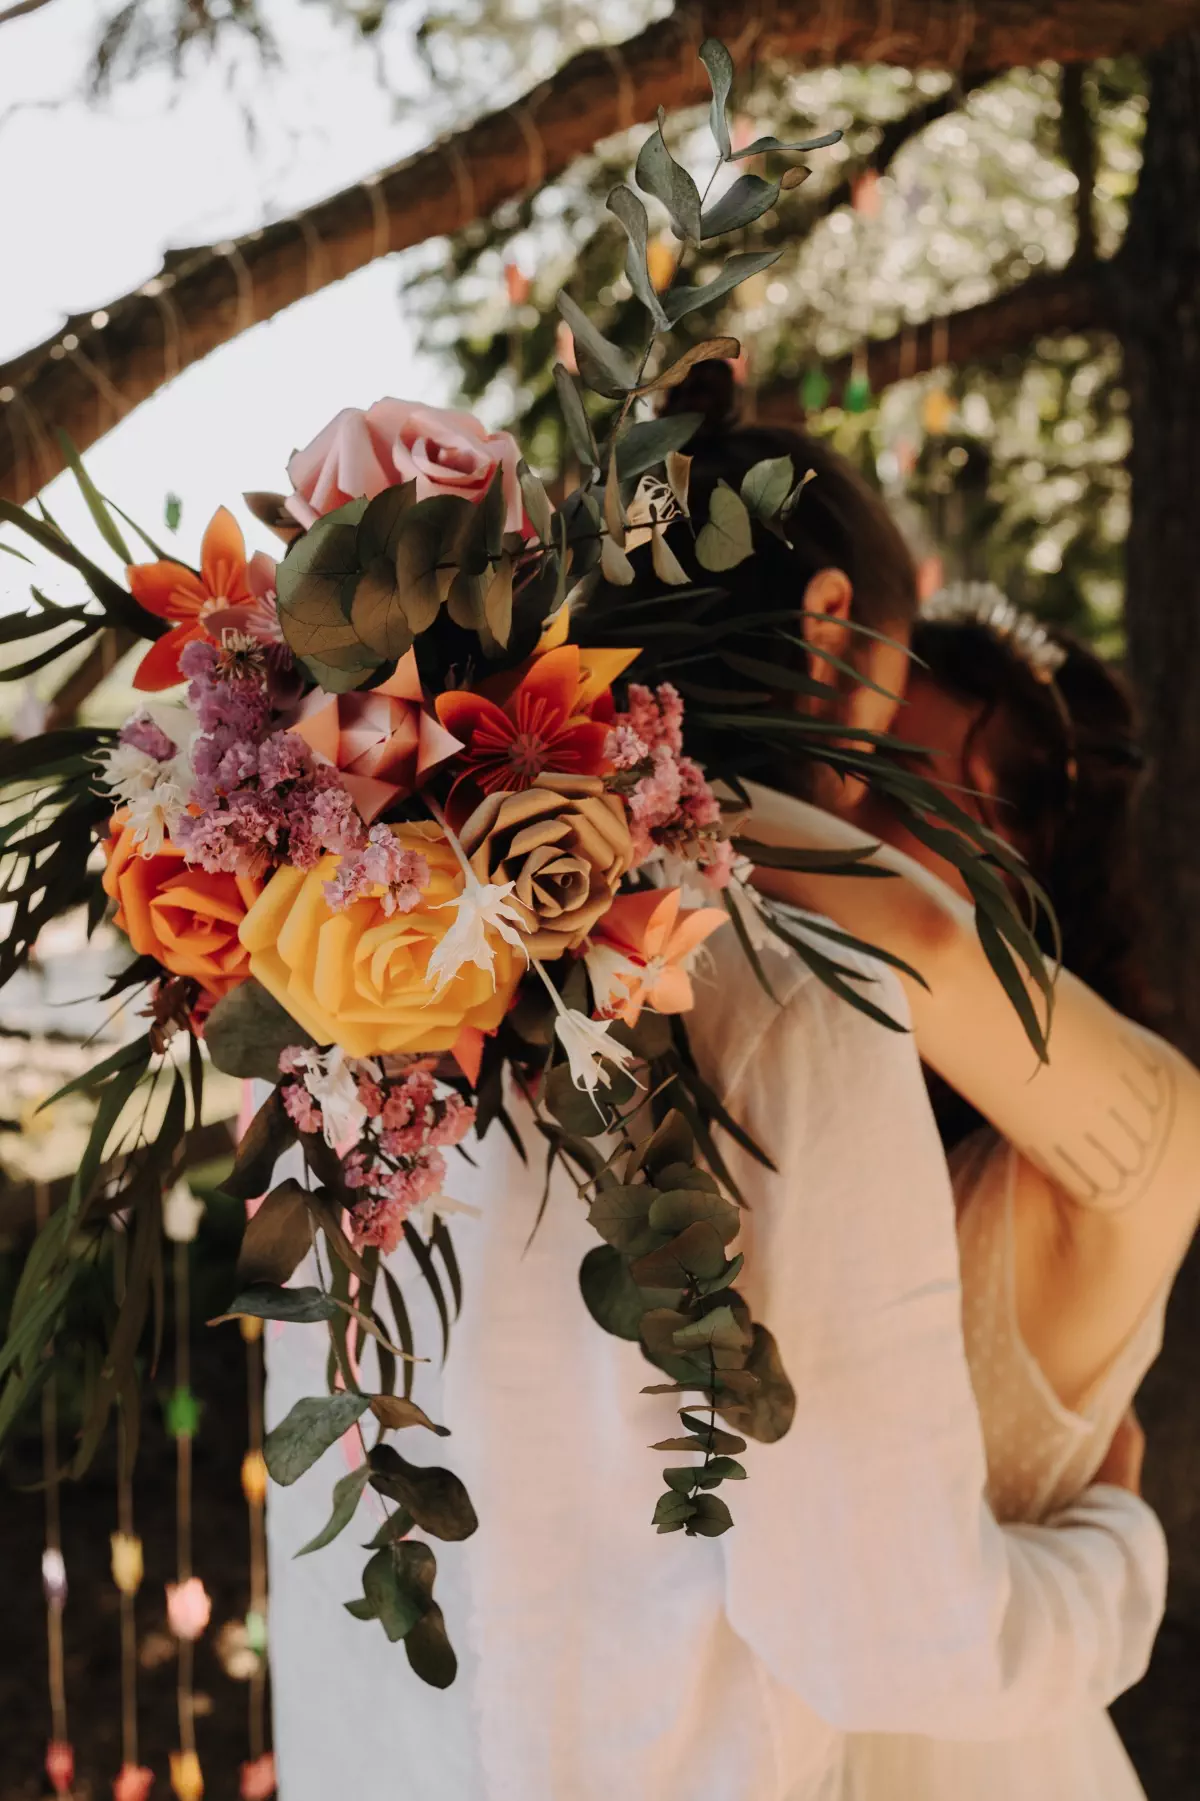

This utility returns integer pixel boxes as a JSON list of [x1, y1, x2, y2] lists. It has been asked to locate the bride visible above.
[[746, 585, 1200, 1800]]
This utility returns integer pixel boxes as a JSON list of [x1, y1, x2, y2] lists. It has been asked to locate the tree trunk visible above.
[[1120, 36, 1200, 1059], [1108, 34, 1200, 1794], [3, 0, 1200, 505]]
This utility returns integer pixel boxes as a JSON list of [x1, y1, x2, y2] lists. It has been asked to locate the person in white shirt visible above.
[[263, 374, 1166, 1800]]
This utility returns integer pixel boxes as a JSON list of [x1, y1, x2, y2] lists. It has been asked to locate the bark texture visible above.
[[3, 0, 1200, 504], [1107, 36, 1200, 1794]]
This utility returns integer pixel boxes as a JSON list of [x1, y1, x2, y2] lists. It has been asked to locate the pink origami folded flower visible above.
[[289, 650, 462, 823]]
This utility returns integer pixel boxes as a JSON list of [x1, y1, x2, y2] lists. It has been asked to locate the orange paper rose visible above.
[[237, 821, 524, 1058], [103, 821, 261, 998]]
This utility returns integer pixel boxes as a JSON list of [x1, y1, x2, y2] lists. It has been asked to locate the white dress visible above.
[[842, 1129, 1172, 1801]]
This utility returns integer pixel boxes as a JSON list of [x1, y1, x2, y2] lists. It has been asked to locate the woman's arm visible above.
[[742, 783, 1200, 1404]]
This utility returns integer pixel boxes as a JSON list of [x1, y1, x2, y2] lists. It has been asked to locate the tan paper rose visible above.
[[458, 775, 633, 960]]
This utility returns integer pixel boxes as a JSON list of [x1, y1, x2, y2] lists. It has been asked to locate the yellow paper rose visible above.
[[237, 820, 523, 1058]]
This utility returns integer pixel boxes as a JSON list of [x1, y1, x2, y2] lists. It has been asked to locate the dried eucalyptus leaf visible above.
[[296, 1463, 371, 1556], [635, 108, 702, 244], [367, 1445, 478, 1541], [672, 1303, 751, 1354], [236, 1178, 314, 1287], [615, 413, 703, 483], [275, 502, 369, 665], [698, 37, 734, 161], [688, 1492, 734, 1536], [556, 291, 639, 398], [587, 1184, 654, 1253], [223, 1088, 297, 1202], [647, 1184, 740, 1244], [552, 363, 599, 470], [729, 129, 842, 160], [664, 249, 783, 325], [600, 536, 635, 586], [265, 1392, 370, 1487], [607, 183, 670, 330], [211, 1284, 337, 1327], [369, 1394, 450, 1437], [201, 979, 314, 1081], [243, 490, 303, 545], [518, 462, 554, 543], [695, 483, 754, 573], [350, 555, 413, 661], [701, 173, 781, 239], [741, 455, 795, 521], [482, 555, 514, 648], [717, 1323, 796, 1443], [630, 1220, 726, 1286], [636, 338, 740, 396], [651, 526, 690, 587], [362, 1545, 430, 1642], [404, 1602, 458, 1688], [578, 1244, 648, 1341]]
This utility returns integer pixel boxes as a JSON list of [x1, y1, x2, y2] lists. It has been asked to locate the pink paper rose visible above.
[[286, 399, 524, 535]]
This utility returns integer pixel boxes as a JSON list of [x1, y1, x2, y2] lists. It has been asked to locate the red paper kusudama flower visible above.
[[436, 645, 614, 825], [129, 507, 254, 691]]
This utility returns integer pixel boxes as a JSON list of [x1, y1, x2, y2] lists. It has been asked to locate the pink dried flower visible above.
[[282, 1084, 323, 1135], [121, 713, 177, 760], [350, 1150, 446, 1255], [699, 835, 737, 889], [356, 1077, 384, 1119], [603, 722, 649, 770], [258, 730, 311, 790], [323, 828, 429, 916], [426, 1093, 476, 1147], [278, 1045, 309, 1077]]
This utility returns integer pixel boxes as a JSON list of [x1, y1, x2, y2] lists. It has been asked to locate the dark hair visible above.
[[662, 360, 918, 632], [912, 617, 1152, 1029]]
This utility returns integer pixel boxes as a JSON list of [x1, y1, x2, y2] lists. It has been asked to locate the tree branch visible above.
[[1, 0, 1195, 505], [0, 0, 57, 22], [1060, 63, 1098, 263], [756, 263, 1110, 420]]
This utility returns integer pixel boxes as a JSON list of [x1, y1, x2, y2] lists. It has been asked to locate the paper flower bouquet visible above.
[[0, 40, 1050, 1690]]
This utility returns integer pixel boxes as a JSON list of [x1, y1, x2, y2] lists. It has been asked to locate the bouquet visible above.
[[0, 40, 1051, 1691]]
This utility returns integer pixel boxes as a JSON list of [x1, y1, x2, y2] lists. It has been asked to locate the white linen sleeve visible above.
[[716, 967, 1167, 1739]]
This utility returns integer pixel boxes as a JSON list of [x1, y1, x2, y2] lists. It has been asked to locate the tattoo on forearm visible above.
[[1044, 1030, 1177, 1210]]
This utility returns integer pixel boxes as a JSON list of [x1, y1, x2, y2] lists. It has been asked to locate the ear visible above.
[[800, 567, 853, 659]]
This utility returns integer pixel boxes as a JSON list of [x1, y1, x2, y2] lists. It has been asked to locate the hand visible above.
[[1094, 1409, 1145, 1495]]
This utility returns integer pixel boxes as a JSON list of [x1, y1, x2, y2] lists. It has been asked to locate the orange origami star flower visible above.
[[587, 886, 726, 1026], [129, 506, 253, 690], [436, 645, 612, 825]]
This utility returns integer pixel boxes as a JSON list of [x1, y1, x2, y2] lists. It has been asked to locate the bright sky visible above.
[[0, 0, 456, 617]]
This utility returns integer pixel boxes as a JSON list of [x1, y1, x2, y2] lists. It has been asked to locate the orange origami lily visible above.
[[587, 886, 727, 1026], [129, 506, 253, 690], [436, 644, 623, 825]]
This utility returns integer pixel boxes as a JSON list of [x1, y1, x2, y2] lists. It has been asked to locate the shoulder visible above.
[[689, 908, 914, 1103]]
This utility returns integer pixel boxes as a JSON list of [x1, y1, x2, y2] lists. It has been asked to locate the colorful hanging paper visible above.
[[922, 388, 954, 435], [844, 358, 872, 414], [801, 365, 831, 411]]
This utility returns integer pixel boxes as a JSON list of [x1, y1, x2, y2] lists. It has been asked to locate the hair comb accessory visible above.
[[922, 581, 1068, 682]]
